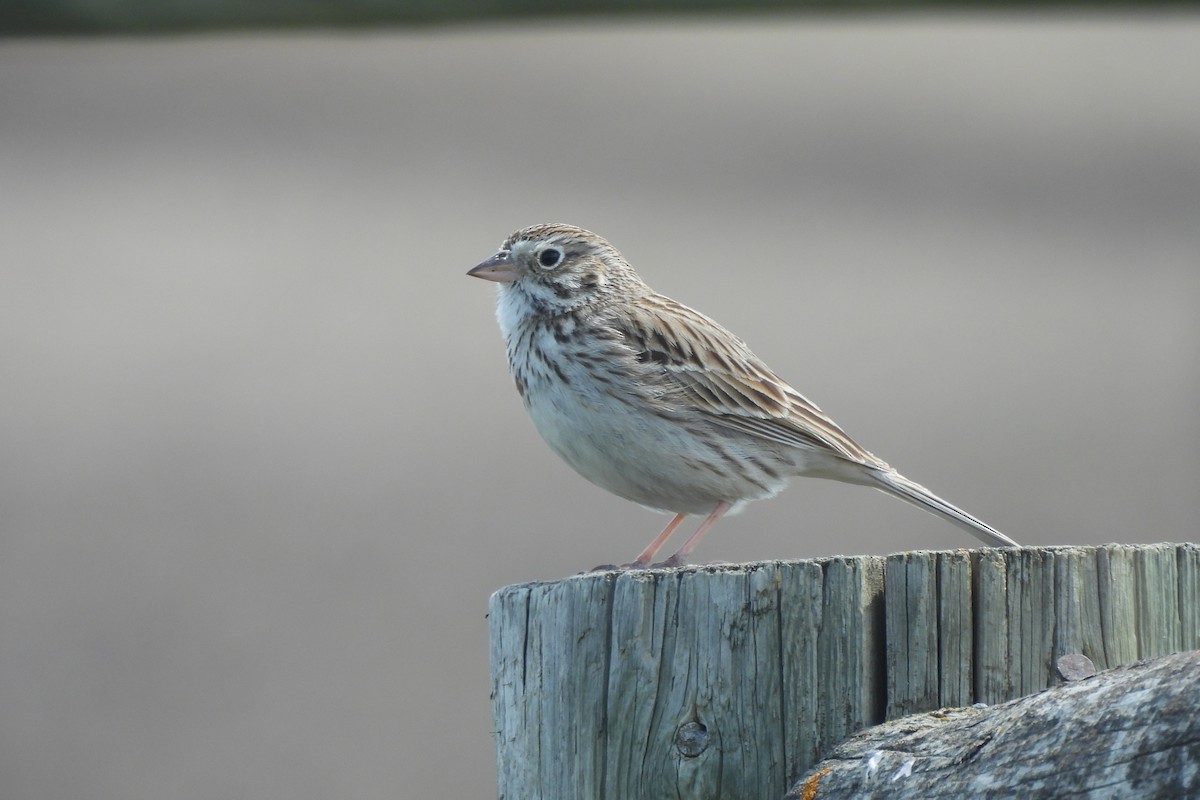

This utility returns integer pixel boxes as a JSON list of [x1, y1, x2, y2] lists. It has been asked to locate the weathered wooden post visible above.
[[489, 543, 1199, 799]]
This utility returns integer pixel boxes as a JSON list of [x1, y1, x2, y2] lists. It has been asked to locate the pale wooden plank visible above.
[[489, 581, 531, 798], [778, 560, 825, 787], [936, 549, 973, 707], [972, 548, 1010, 704], [491, 575, 615, 800], [814, 556, 885, 758], [884, 552, 938, 718], [603, 569, 671, 799], [1051, 547, 1106, 670], [1097, 544, 1139, 665], [1006, 548, 1056, 695], [663, 565, 787, 799], [526, 574, 614, 800], [1136, 542, 1181, 658], [1178, 542, 1200, 651]]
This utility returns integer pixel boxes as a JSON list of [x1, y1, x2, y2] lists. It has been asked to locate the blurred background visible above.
[[2, 6, 1198, 799]]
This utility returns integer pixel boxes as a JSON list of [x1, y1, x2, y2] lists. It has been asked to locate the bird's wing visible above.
[[608, 293, 887, 468]]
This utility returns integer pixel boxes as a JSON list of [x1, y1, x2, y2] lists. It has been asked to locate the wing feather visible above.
[[609, 293, 887, 468]]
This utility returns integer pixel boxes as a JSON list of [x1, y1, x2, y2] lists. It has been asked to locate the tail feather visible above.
[[871, 470, 1018, 548]]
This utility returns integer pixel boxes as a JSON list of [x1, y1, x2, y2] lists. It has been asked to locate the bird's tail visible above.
[[870, 469, 1018, 548]]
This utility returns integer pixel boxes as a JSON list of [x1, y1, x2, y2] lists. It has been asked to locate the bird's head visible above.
[[468, 224, 643, 317]]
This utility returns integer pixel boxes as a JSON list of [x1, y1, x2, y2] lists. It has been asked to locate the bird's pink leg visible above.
[[654, 501, 731, 567], [631, 512, 688, 566]]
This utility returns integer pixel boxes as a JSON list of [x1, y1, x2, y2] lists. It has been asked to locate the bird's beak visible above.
[[467, 252, 518, 283]]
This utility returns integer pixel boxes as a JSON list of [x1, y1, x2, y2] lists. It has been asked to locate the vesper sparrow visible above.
[[469, 224, 1018, 566]]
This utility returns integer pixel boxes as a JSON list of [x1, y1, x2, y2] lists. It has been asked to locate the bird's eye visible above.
[[537, 248, 563, 269]]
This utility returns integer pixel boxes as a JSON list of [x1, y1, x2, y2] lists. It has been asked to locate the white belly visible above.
[[520, 348, 790, 515]]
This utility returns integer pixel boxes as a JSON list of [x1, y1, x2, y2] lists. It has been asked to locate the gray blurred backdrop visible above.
[[3, 14, 1199, 800]]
